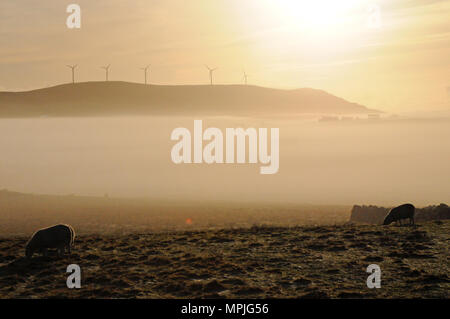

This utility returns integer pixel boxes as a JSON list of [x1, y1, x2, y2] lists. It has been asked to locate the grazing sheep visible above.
[[383, 204, 415, 226], [25, 224, 75, 259]]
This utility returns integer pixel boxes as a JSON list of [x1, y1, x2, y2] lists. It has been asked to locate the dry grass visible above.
[[0, 221, 448, 299]]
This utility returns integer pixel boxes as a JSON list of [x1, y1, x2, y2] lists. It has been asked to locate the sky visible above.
[[0, 0, 449, 113]]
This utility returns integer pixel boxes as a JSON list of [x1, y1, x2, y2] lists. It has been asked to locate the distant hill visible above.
[[0, 81, 379, 118]]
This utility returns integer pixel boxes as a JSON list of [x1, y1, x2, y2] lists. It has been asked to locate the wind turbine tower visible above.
[[140, 65, 150, 84], [243, 71, 249, 85], [101, 64, 111, 81], [205, 65, 218, 85], [66, 64, 77, 84]]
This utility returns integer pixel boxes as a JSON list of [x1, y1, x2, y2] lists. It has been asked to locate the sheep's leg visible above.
[[62, 246, 66, 256]]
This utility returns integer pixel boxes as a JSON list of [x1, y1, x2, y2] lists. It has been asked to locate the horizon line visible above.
[[0, 80, 320, 94]]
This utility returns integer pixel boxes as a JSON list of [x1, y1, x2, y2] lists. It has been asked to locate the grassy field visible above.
[[0, 190, 351, 235], [0, 220, 448, 298]]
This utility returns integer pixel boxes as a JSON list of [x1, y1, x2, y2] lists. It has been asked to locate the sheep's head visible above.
[[25, 243, 34, 259], [383, 214, 393, 225]]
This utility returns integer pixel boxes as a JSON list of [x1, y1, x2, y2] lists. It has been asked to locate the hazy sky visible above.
[[0, 0, 449, 112]]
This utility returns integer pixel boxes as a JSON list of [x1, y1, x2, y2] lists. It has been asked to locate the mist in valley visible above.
[[1, 115, 448, 207]]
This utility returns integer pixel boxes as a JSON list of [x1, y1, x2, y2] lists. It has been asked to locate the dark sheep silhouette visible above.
[[25, 224, 75, 259], [383, 204, 415, 226]]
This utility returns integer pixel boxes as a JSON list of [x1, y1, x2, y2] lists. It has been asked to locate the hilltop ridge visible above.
[[0, 81, 379, 118]]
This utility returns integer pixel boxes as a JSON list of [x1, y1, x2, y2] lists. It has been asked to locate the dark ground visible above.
[[0, 221, 448, 298]]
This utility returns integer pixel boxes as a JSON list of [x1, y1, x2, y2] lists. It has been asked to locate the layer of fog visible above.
[[0, 116, 449, 206]]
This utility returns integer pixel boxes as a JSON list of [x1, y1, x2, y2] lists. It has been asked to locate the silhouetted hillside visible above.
[[0, 82, 379, 117]]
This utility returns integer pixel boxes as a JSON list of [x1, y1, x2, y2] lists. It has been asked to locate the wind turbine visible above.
[[243, 71, 249, 85], [66, 64, 77, 84], [140, 65, 150, 84], [205, 65, 218, 85], [101, 64, 111, 81]]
